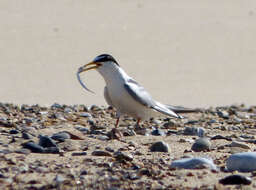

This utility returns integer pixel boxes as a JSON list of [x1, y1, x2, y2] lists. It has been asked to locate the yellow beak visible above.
[[78, 62, 102, 73]]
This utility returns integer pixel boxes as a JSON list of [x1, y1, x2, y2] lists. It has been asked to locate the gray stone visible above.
[[226, 152, 256, 172], [22, 141, 45, 153], [150, 141, 170, 152], [183, 127, 205, 137], [39, 135, 58, 148], [170, 157, 217, 170], [191, 138, 211, 152], [51, 132, 71, 142]]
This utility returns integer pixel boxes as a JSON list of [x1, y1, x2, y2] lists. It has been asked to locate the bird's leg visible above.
[[115, 117, 120, 128], [136, 118, 141, 126], [108, 116, 122, 140]]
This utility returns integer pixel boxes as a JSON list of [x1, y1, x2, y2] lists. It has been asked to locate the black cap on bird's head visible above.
[[93, 54, 119, 66], [78, 54, 119, 74]]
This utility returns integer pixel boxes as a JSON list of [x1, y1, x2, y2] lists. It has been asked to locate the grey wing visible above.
[[165, 105, 201, 113], [104, 86, 114, 107], [124, 79, 155, 108], [124, 79, 182, 119]]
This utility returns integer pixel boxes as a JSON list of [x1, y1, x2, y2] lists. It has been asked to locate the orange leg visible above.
[[115, 117, 120, 128], [136, 118, 141, 126]]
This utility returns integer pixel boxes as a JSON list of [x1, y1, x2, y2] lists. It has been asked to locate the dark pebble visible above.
[[22, 141, 45, 153], [72, 152, 87, 156], [211, 135, 232, 141], [150, 141, 170, 152], [44, 147, 60, 154], [9, 129, 19, 134], [151, 128, 165, 136], [114, 151, 133, 162], [219, 175, 252, 185], [39, 135, 58, 148], [51, 132, 70, 142], [80, 169, 88, 175], [22, 132, 33, 140], [217, 110, 229, 119], [92, 150, 112, 157]]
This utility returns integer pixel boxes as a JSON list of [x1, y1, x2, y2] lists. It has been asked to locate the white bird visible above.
[[77, 54, 183, 128]]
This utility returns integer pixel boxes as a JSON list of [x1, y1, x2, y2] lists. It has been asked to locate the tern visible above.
[[77, 54, 192, 129]]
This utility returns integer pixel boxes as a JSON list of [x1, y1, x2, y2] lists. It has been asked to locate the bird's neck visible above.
[[100, 67, 130, 86]]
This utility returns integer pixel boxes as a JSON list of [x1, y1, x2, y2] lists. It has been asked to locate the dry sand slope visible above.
[[1, 0, 256, 107]]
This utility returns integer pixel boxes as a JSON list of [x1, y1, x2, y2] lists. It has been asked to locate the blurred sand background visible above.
[[0, 0, 256, 108]]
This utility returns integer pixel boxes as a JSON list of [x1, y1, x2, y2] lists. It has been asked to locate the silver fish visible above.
[[77, 68, 95, 94]]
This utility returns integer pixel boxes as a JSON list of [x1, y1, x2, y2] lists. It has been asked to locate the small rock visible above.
[[183, 127, 205, 137], [75, 126, 90, 134], [226, 152, 256, 172], [170, 157, 217, 170], [72, 152, 87, 156], [150, 141, 170, 152], [229, 141, 250, 149], [105, 147, 115, 152], [51, 132, 71, 142], [22, 141, 45, 153], [114, 151, 133, 162], [151, 128, 165, 136], [219, 174, 252, 185], [211, 135, 232, 141], [79, 112, 92, 118], [92, 150, 112, 157], [191, 138, 211, 152], [39, 135, 58, 148], [9, 129, 19, 134], [217, 110, 229, 119], [22, 132, 33, 140], [44, 147, 60, 154]]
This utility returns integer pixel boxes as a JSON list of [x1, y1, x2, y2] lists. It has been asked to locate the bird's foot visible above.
[[107, 128, 123, 140]]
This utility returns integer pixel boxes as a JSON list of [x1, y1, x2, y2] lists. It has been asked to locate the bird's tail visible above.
[[165, 104, 201, 113], [153, 101, 183, 119]]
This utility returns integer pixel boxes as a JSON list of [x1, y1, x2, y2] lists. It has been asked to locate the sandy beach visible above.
[[1, 0, 256, 108]]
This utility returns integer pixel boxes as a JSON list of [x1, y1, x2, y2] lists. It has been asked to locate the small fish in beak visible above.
[[77, 62, 101, 93]]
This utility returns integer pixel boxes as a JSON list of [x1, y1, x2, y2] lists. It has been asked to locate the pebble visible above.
[[229, 141, 250, 150], [39, 135, 58, 148], [9, 129, 19, 134], [51, 132, 71, 142], [183, 127, 205, 137], [92, 150, 112, 157], [226, 152, 256, 172], [71, 152, 87, 156], [151, 128, 165, 136], [211, 135, 232, 141], [217, 110, 229, 119], [114, 151, 133, 162], [150, 141, 170, 153], [219, 174, 252, 185], [22, 132, 33, 140], [22, 141, 45, 153], [79, 112, 92, 118], [75, 125, 90, 134], [191, 138, 211, 152], [170, 157, 217, 170]]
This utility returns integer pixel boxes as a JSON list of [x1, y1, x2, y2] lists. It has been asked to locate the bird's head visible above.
[[78, 54, 120, 75]]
